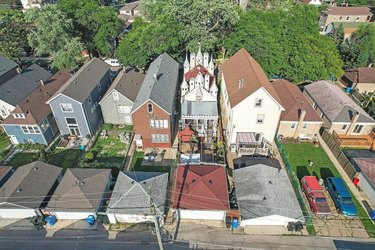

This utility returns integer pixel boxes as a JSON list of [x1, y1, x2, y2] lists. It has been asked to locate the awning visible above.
[[178, 126, 196, 142], [236, 132, 257, 144]]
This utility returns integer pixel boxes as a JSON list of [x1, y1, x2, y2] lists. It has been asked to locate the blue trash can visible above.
[[45, 215, 57, 225], [80, 145, 86, 151], [232, 217, 239, 229], [370, 210, 375, 220], [86, 215, 95, 225], [345, 87, 351, 93]]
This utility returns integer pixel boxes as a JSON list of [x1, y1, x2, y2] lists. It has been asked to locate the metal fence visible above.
[[275, 137, 312, 223], [320, 129, 358, 179]]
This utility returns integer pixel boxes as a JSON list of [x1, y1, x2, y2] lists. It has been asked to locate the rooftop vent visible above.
[[143, 181, 147, 185], [80, 181, 85, 186], [33, 167, 38, 171], [263, 196, 267, 201], [73, 182, 78, 186], [269, 181, 272, 184], [208, 180, 212, 184], [192, 179, 196, 183], [131, 181, 134, 184], [17, 189, 22, 193]]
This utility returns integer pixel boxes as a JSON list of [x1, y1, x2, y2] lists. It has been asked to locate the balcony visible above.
[[238, 147, 269, 157], [333, 130, 375, 149]]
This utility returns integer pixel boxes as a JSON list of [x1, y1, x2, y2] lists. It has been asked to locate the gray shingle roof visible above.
[[304, 81, 374, 123], [51, 58, 110, 102], [0, 55, 17, 77], [0, 162, 62, 209], [107, 171, 168, 215], [181, 101, 218, 117], [0, 64, 52, 106], [234, 158, 304, 222], [131, 53, 179, 114], [46, 168, 111, 212]]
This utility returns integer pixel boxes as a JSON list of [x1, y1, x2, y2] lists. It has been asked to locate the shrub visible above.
[[85, 152, 95, 161]]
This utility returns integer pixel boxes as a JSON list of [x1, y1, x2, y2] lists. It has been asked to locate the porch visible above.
[[236, 132, 272, 157], [181, 117, 217, 144], [332, 130, 375, 149]]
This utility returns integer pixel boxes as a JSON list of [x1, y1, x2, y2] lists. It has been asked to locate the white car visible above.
[[104, 58, 121, 67]]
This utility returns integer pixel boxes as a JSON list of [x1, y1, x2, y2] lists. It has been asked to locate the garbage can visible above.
[[86, 215, 95, 225], [45, 215, 57, 226], [232, 217, 238, 229]]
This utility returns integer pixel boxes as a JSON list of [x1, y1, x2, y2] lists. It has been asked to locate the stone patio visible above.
[[142, 147, 177, 167]]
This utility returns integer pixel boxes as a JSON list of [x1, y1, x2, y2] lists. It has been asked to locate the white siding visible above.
[[49, 211, 95, 220], [240, 214, 300, 227], [358, 173, 375, 206], [0, 209, 36, 219], [178, 210, 225, 221], [0, 100, 15, 119], [107, 213, 154, 224]]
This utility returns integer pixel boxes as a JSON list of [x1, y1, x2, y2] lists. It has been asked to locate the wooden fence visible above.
[[321, 129, 358, 179]]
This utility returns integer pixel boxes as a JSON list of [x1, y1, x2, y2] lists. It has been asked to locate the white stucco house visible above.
[[221, 48, 284, 156]]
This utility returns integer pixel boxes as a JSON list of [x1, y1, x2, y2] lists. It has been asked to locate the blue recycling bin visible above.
[[86, 215, 95, 225], [345, 87, 351, 93], [370, 210, 375, 220], [232, 217, 239, 229], [80, 145, 86, 151], [45, 215, 57, 225]]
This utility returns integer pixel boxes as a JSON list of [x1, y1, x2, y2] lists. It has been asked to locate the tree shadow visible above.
[[296, 165, 310, 180], [320, 168, 334, 180]]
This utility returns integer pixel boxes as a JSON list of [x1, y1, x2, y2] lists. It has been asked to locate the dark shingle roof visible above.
[[344, 67, 375, 84], [50, 58, 110, 103], [234, 159, 304, 222], [46, 168, 111, 212], [0, 162, 62, 209], [107, 171, 168, 215], [0, 55, 17, 78], [0, 64, 52, 106], [304, 81, 374, 123], [131, 53, 179, 114]]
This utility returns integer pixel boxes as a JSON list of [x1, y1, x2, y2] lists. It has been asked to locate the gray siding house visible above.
[[99, 68, 145, 125], [47, 59, 112, 138]]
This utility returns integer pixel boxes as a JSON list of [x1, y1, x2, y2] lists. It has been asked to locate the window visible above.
[[320, 113, 324, 118], [255, 99, 262, 108], [13, 113, 25, 119], [40, 119, 50, 132], [150, 119, 168, 128], [256, 114, 265, 124], [342, 124, 348, 130], [27, 139, 34, 144], [312, 103, 317, 110], [356, 16, 360, 21], [21, 125, 41, 134], [291, 123, 296, 129], [60, 103, 73, 112], [112, 91, 119, 101], [353, 124, 364, 134], [98, 83, 101, 91], [88, 95, 92, 104], [151, 134, 169, 143], [303, 123, 308, 130], [346, 16, 350, 21], [118, 106, 131, 114], [0, 109, 7, 117], [66, 117, 78, 125], [147, 103, 153, 113], [339, 16, 342, 20], [367, 16, 371, 21]]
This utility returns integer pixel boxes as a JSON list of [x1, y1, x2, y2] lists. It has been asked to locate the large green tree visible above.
[[0, 9, 28, 62], [57, 0, 122, 56], [52, 37, 84, 70]]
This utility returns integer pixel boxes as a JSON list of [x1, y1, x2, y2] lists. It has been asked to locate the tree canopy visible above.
[[0, 9, 28, 63], [224, 5, 344, 82]]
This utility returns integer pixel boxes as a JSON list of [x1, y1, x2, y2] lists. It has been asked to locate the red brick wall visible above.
[[132, 100, 172, 148]]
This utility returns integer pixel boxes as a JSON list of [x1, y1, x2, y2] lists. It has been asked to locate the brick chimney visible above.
[[294, 109, 306, 139], [346, 111, 360, 135]]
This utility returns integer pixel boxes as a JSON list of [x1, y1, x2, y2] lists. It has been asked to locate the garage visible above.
[[240, 214, 300, 227], [0, 207, 37, 219], [49, 211, 95, 220], [178, 210, 226, 221], [107, 213, 153, 224]]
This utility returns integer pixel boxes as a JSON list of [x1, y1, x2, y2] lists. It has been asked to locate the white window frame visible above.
[[60, 103, 74, 113], [151, 134, 169, 143], [255, 99, 263, 108], [13, 113, 25, 119], [65, 117, 78, 126], [21, 125, 41, 134], [320, 113, 324, 119], [147, 103, 153, 113], [112, 91, 119, 101], [302, 123, 308, 130], [342, 124, 348, 130], [118, 106, 131, 114], [290, 123, 296, 130], [256, 114, 265, 124]]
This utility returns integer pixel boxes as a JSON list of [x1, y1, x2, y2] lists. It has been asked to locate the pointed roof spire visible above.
[[181, 78, 188, 88], [196, 86, 203, 100], [184, 51, 189, 65], [196, 43, 203, 65]]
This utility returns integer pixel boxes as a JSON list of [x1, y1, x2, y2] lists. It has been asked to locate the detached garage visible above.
[[171, 164, 229, 221], [0, 162, 62, 219], [106, 171, 168, 224], [45, 169, 111, 220]]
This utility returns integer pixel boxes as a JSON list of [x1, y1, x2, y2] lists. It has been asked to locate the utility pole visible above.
[[151, 204, 164, 250]]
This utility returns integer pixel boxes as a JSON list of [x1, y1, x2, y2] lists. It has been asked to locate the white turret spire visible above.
[[210, 78, 218, 98], [181, 78, 189, 97], [208, 55, 214, 75], [190, 52, 196, 69], [196, 44, 203, 66], [203, 52, 209, 68], [183, 52, 190, 74]]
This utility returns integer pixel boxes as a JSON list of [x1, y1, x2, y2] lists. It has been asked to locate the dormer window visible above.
[[255, 99, 263, 108], [147, 103, 153, 113], [13, 113, 25, 119]]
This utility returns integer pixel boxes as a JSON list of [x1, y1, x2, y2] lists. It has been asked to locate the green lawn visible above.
[[88, 135, 127, 168], [130, 151, 171, 173], [7, 152, 38, 167], [283, 143, 375, 237], [48, 149, 81, 169], [0, 132, 11, 160], [102, 123, 133, 133]]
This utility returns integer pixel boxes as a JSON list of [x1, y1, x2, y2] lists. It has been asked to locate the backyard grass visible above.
[[7, 152, 38, 167], [102, 123, 133, 133], [88, 135, 127, 169], [283, 143, 375, 237], [130, 151, 171, 173], [48, 148, 81, 169]]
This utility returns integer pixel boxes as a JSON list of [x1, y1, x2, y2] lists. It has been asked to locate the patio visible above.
[[333, 131, 375, 149]]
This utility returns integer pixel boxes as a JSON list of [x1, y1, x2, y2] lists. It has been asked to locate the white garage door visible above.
[[115, 214, 153, 223], [0, 209, 36, 219], [240, 215, 300, 227], [179, 210, 225, 221], [51, 211, 94, 220]]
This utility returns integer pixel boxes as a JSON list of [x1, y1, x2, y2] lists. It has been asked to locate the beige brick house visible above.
[[341, 67, 375, 94], [303, 81, 375, 136], [273, 79, 322, 140]]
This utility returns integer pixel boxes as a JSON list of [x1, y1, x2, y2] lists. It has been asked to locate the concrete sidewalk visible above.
[[317, 135, 373, 214]]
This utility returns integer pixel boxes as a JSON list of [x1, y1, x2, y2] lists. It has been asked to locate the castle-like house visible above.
[[180, 47, 218, 144]]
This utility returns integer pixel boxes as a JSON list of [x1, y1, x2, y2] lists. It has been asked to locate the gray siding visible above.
[[2, 124, 46, 145], [0, 67, 17, 85], [49, 95, 90, 137], [100, 90, 134, 125]]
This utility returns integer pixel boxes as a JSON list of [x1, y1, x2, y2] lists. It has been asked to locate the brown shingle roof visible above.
[[222, 48, 282, 108], [272, 79, 321, 122], [3, 69, 71, 125], [344, 67, 375, 84], [327, 7, 372, 16]]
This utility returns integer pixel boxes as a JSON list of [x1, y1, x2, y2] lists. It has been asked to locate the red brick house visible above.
[[131, 53, 179, 148]]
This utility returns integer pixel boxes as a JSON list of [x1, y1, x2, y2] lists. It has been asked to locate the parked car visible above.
[[325, 177, 357, 216], [300, 176, 331, 215], [104, 58, 121, 67]]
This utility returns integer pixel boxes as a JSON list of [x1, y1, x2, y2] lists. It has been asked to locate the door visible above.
[[9, 135, 18, 145], [69, 126, 81, 136], [353, 124, 364, 134]]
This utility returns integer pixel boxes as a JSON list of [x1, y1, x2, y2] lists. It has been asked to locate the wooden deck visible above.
[[333, 131, 375, 149]]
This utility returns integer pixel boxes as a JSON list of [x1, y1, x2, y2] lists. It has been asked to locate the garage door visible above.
[[240, 215, 300, 226], [179, 210, 225, 221], [51, 211, 94, 220], [115, 214, 153, 223], [0, 209, 36, 219]]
